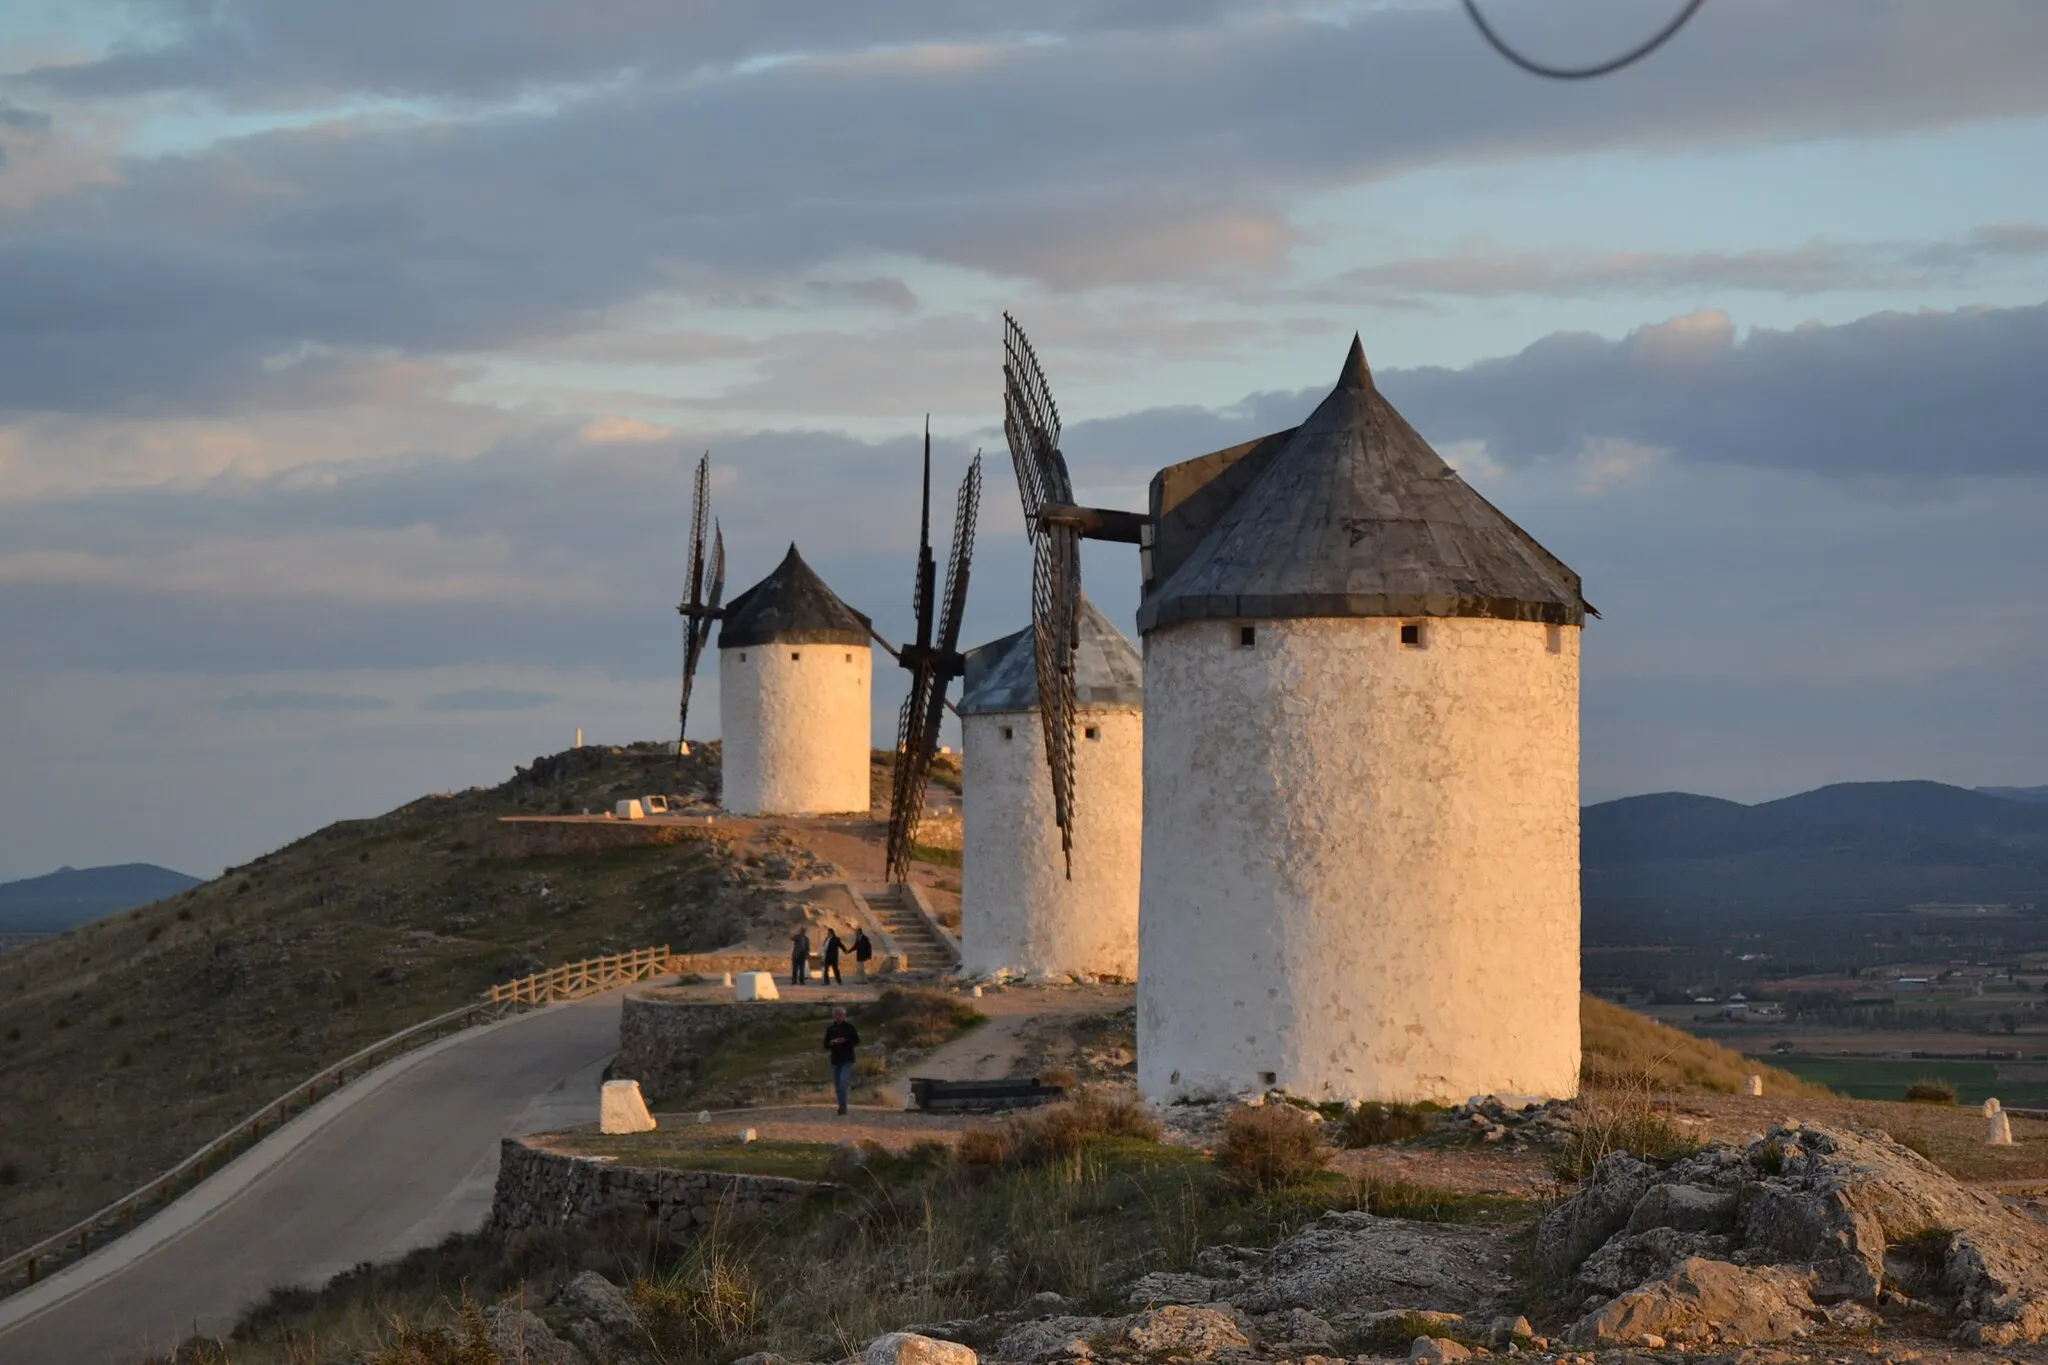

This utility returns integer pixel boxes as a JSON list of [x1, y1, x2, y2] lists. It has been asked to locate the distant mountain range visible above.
[[1582, 780, 2048, 932], [0, 864, 203, 933], [1978, 784, 2048, 804]]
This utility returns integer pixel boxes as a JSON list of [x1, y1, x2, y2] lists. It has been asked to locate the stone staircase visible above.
[[860, 884, 959, 977]]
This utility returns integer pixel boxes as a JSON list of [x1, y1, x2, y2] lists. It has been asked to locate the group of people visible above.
[[788, 924, 872, 986]]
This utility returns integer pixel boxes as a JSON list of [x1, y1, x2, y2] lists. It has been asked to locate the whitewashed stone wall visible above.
[[719, 643, 872, 815], [961, 706, 1142, 981], [1136, 616, 1581, 1105]]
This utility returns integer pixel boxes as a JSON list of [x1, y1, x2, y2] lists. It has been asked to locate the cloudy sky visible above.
[[2, 0, 2045, 881]]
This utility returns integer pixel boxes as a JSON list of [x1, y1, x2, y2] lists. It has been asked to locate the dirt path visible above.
[[914, 983, 1133, 1081]]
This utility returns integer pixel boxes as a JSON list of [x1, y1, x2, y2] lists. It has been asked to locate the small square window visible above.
[[790, 651, 801, 661], [1399, 623, 1423, 648], [1238, 625, 1256, 648], [844, 652, 853, 663], [1084, 726, 1101, 741], [1259, 1071, 1277, 1088], [1000, 726, 1014, 741], [737, 652, 747, 662]]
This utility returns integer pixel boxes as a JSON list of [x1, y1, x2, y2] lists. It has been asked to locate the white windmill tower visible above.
[[1134, 337, 1592, 1104], [957, 594, 1143, 981], [716, 545, 875, 816]]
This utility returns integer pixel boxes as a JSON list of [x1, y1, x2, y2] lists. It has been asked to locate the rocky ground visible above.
[[412, 1102, 2048, 1365]]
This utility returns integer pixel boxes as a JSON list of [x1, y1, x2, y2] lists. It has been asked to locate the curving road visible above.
[[0, 993, 624, 1365]]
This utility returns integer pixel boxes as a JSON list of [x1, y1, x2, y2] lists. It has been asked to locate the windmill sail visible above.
[[886, 431, 983, 883], [676, 453, 724, 763], [1002, 314, 1082, 877]]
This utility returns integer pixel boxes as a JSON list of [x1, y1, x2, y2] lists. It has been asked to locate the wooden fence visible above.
[[1, 944, 681, 1299], [486, 945, 674, 1004]]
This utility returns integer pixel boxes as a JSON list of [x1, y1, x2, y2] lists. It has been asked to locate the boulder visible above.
[[1118, 1305, 1249, 1359], [1547, 1121, 2048, 1345], [1535, 1153, 1656, 1278], [1408, 1339, 1471, 1364], [600, 1079, 657, 1134], [989, 1315, 1109, 1363], [864, 1332, 979, 1365], [1124, 1271, 1225, 1305], [1565, 1257, 1817, 1347], [482, 1304, 584, 1365], [1233, 1211, 1513, 1322]]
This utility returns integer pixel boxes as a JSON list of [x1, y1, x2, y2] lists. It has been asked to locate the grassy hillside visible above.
[[1581, 994, 1831, 1098], [0, 742, 798, 1255]]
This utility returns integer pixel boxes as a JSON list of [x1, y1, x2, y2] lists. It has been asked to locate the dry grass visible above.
[[1213, 1104, 1329, 1190], [1555, 1072, 1700, 1182], [0, 743, 782, 1257], [1580, 995, 1831, 1098]]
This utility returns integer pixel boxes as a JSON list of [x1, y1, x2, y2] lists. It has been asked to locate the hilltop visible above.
[[0, 864, 202, 934], [0, 741, 956, 1257]]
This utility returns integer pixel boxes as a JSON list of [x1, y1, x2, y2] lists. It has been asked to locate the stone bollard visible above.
[[1989, 1103, 2014, 1146], [1984, 1097, 2003, 1117], [722, 971, 734, 987], [600, 1079, 657, 1134], [1745, 1074, 1764, 1097], [736, 971, 780, 1002], [740, 1127, 758, 1143]]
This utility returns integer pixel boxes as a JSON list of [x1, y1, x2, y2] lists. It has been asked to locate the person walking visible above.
[[790, 927, 811, 986], [823, 1006, 860, 1115], [820, 928, 847, 986], [853, 929, 873, 980]]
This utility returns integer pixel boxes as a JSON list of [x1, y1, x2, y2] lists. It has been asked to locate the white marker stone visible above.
[[1745, 1074, 1764, 1097], [736, 971, 780, 1002], [1990, 1109, 2015, 1146], [600, 1079, 656, 1134]]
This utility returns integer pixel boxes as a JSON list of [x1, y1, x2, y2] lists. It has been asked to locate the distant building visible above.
[[717, 544, 873, 816], [957, 596, 1143, 982]]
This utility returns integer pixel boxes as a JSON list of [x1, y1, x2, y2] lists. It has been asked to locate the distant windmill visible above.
[[885, 423, 982, 883], [674, 452, 726, 765], [1001, 314, 1147, 874]]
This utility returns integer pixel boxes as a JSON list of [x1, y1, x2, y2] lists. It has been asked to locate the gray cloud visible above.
[[1338, 227, 2048, 301], [215, 689, 393, 713], [423, 688, 558, 711], [20, 1, 1236, 102], [5, 2, 2047, 417], [1384, 302, 2048, 477]]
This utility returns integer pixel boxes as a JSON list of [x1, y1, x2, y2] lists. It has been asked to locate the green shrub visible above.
[[1004, 1088, 1162, 1165], [1213, 1104, 1327, 1190], [1905, 1079, 1957, 1106], [873, 987, 981, 1049]]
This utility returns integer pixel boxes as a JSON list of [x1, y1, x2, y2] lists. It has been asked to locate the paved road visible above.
[[0, 993, 623, 1365]]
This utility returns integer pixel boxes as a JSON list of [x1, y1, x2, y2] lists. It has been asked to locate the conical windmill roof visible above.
[[1137, 337, 1588, 633], [960, 596, 1143, 715], [719, 543, 872, 648]]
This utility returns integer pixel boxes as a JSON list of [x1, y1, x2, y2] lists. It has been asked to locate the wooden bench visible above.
[[908, 1076, 1066, 1113]]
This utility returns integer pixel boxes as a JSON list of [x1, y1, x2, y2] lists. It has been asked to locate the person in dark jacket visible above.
[[853, 929, 874, 980], [823, 1006, 860, 1114], [819, 928, 847, 985], [790, 927, 811, 986]]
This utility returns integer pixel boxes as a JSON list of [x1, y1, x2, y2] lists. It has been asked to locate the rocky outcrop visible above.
[[1544, 1120, 2048, 1347], [1233, 1211, 1514, 1324]]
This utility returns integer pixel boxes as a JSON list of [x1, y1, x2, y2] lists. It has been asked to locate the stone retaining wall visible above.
[[489, 1138, 828, 1245], [616, 995, 843, 1100]]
